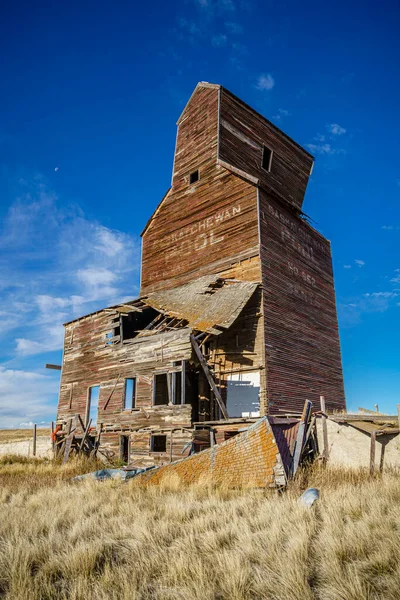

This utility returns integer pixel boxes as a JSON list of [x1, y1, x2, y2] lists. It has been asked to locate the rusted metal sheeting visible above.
[[269, 418, 299, 475], [144, 275, 259, 334], [259, 191, 346, 414]]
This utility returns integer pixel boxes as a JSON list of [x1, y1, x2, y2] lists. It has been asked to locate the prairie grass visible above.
[[0, 457, 400, 599]]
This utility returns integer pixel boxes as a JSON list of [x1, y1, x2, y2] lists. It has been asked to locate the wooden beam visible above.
[[320, 395, 329, 460], [45, 364, 62, 371], [190, 334, 229, 420]]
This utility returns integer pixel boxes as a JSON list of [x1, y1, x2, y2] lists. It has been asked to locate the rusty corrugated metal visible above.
[[269, 418, 299, 475]]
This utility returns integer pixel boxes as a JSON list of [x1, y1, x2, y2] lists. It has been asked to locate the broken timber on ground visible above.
[[54, 81, 347, 479]]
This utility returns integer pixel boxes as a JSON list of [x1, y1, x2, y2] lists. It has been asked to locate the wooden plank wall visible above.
[[140, 86, 260, 294], [218, 87, 314, 212], [259, 190, 346, 413], [58, 311, 194, 459]]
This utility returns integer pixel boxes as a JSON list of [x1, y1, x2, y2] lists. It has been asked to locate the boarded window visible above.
[[151, 435, 167, 453], [120, 435, 130, 462], [261, 146, 273, 172], [123, 378, 136, 410], [87, 385, 100, 427], [189, 169, 199, 184], [226, 372, 260, 418]]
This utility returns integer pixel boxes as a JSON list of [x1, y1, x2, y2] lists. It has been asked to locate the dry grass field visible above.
[[0, 429, 50, 443], [0, 456, 400, 600]]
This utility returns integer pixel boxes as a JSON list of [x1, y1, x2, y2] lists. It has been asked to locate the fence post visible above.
[[33, 424, 37, 457]]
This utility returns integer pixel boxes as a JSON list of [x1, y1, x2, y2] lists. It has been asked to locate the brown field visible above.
[[0, 456, 400, 599]]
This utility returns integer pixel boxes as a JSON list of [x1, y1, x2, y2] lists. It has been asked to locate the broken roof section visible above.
[[64, 275, 259, 334], [144, 276, 259, 335]]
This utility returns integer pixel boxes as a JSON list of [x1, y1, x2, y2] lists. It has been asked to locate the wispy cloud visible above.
[[355, 259, 365, 267], [344, 265, 351, 269], [272, 108, 290, 121], [327, 123, 346, 135], [305, 143, 338, 155], [381, 225, 400, 230], [391, 269, 400, 284], [0, 177, 140, 359], [339, 291, 399, 328], [212, 33, 228, 47], [255, 73, 275, 91], [225, 21, 243, 34]]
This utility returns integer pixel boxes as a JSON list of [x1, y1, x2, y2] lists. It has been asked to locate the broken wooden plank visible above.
[[190, 334, 229, 419], [290, 400, 312, 476], [79, 418, 92, 452], [320, 395, 329, 460], [102, 374, 121, 410], [370, 430, 376, 476]]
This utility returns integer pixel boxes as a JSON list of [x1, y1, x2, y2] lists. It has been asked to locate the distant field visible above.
[[0, 457, 400, 599], [0, 428, 50, 443], [0, 429, 51, 458]]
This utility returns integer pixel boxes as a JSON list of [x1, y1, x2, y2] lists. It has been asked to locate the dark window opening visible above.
[[261, 146, 273, 172], [87, 385, 100, 427], [123, 378, 136, 410], [173, 371, 182, 405], [120, 435, 130, 462], [120, 307, 159, 341], [153, 373, 169, 405], [151, 435, 167, 453], [189, 170, 199, 184]]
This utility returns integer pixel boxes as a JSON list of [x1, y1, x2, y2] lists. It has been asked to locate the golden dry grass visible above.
[[0, 428, 50, 443], [1, 457, 400, 599]]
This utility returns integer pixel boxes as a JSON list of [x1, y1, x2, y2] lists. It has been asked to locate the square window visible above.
[[151, 435, 167, 453], [190, 170, 199, 184], [261, 146, 273, 172]]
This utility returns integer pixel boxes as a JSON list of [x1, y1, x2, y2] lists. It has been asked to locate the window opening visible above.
[[120, 307, 158, 342], [261, 146, 273, 172], [151, 435, 167, 453], [123, 378, 136, 410], [153, 373, 169, 405], [120, 435, 130, 462], [87, 385, 100, 427], [226, 371, 260, 418], [189, 169, 199, 184]]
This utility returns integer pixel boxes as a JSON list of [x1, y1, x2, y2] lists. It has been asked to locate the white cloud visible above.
[[305, 143, 337, 155], [344, 265, 351, 269], [355, 259, 365, 267], [327, 123, 346, 135], [0, 366, 57, 428], [256, 73, 275, 91], [314, 133, 326, 142]]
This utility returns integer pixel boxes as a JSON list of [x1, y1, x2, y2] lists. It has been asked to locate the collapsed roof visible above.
[[65, 275, 260, 335]]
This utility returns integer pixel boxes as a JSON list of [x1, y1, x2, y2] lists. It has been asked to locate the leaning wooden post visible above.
[[32, 424, 37, 457], [51, 421, 55, 455], [370, 431, 376, 476], [320, 395, 329, 460]]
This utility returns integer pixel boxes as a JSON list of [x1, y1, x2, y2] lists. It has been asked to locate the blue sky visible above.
[[0, 0, 399, 427]]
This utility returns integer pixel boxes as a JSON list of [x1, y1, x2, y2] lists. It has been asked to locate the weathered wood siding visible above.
[[140, 85, 260, 294], [208, 287, 267, 415], [218, 87, 313, 212], [259, 190, 345, 413], [57, 310, 194, 459]]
